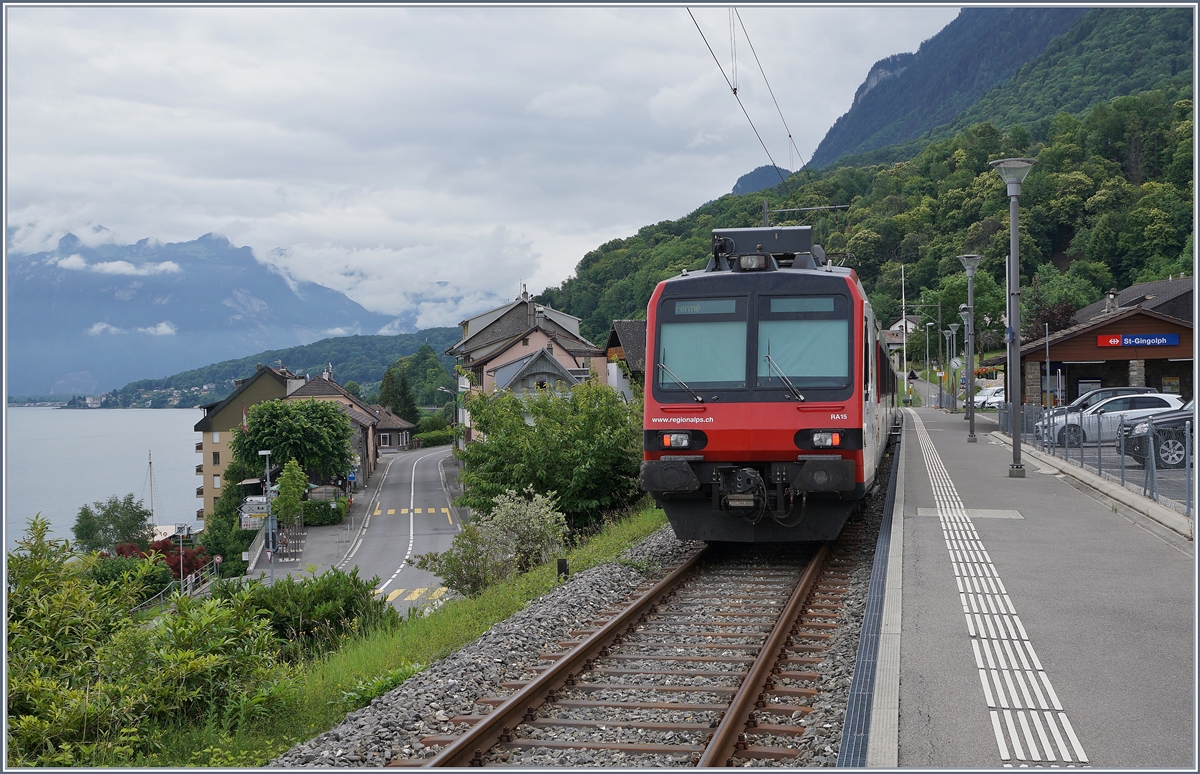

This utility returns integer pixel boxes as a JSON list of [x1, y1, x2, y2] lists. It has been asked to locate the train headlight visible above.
[[661, 432, 691, 448], [811, 431, 842, 448], [739, 254, 767, 271]]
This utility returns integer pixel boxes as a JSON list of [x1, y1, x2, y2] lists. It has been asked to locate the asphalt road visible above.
[[332, 447, 462, 614]]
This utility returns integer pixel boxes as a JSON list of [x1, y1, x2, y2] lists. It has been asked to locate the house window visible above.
[[212, 451, 220, 466], [212, 431, 220, 443], [381, 433, 390, 446], [213, 475, 221, 490], [522, 338, 529, 346], [547, 341, 554, 352]]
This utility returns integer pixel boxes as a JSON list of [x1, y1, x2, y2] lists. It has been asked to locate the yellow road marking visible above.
[[386, 589, 406, 602], [415, 508, 423, 514], [374, 588, 385, 595], [387, 508, 395, 515], [428, 587, 447, 600], [401, 508, 408, 514], [374, 503, 381, 515], [443, 507, 452, 523], [404, 587, 427, 600]]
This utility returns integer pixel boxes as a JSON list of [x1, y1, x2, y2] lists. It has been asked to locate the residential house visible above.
[[604, 319, 646, 403], [372, 405, 416, 451], [446, 289, 605, 441], [1074, 274, 1193, 324], [888, 314, 922, 333], [285, 368, 380, 487], [193, 364, 305, 519]]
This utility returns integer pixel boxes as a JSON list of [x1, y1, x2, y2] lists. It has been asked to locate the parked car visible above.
[[1121, 399, 1195, 469], [973, 386, 1004, 409], [1043, 386, 1159, 421], [1036, 393, 1186, 445]]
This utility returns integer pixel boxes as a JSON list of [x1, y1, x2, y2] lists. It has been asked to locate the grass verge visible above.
[[139, 504, 669, 767]]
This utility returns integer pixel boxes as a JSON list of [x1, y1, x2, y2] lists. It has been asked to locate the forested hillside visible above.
[[538, 89, 1193, 355], [115, 328, 459, 406]]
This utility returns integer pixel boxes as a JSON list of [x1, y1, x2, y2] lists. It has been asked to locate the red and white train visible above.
[[639, 225, 898, 542]]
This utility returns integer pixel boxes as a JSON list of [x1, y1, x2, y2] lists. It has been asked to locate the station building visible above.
[[982, 275, 1193, 404]]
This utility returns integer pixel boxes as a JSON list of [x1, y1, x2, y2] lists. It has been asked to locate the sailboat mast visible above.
[[148, 450, 156, 527]]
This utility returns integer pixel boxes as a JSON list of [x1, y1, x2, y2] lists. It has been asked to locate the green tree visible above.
[[377, 367, 400, 413], [395, 372, 419, 424], [197, 457, 259, 578], [343, 380, 362, 398], [456, 379, 642, 531], [71, 494, 155, 554], [273, 458, 306, 527], [230, 399, 354, 481]]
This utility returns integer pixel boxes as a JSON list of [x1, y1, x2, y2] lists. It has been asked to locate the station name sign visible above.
[[1096, 333, 1180, 347]]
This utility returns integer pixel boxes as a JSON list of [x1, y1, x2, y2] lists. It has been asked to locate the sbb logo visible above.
[[1097, 335, 1123, 347]]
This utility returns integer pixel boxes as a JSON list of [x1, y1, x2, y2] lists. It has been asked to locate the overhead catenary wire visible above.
[[687, 7, 786, 187], [734, 8, 816, 188]]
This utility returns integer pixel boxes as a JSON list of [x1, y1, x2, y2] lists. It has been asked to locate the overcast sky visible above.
[[6, 5, 960, 330]]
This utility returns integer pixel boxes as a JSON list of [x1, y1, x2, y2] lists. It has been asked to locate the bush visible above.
[[414, 429, 453, 447], [89, 555, 174, 601], [413, 524, 515, 597], [479, 488, 567, 573], [457, 379, 642, 532], [210, 566, 400, 663], [302, 497, 347, 526], [417, 414, 448, 434]]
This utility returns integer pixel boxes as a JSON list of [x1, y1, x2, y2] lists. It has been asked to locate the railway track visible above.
[[388, 516, 879, 768]]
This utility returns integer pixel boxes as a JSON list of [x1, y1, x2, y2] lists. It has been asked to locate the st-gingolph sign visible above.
[[1096, 333, 1180, 347]]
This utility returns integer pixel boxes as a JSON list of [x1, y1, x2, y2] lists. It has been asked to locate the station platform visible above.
[[891, 407, 1194, 768]]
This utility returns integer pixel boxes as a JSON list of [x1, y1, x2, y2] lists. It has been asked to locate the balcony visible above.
[[196, 508, 205, 520], [195, 464, 204, 475], [195, 486, 205, 498], [195, 441, 203, 452]]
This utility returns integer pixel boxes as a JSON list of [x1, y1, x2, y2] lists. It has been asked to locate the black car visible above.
[[1122, 399, 1195, 469]]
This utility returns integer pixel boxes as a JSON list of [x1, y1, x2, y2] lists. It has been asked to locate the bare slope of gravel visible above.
[[271, 527, 702, 767]]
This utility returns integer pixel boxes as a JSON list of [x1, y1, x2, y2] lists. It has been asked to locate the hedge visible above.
[[302, 497, 347, 526], [414, 430, 453, 447]]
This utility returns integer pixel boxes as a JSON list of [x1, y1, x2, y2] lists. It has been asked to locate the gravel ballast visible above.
[[272, 476, 889, 768]]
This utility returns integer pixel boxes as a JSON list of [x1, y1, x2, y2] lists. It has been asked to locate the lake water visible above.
[[5, 407, 205, 552]]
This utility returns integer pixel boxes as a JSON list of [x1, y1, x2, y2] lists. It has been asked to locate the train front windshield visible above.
[[655, 293, 852, 397], [756, 296, 851, 389], [657, 297, 747, 390]]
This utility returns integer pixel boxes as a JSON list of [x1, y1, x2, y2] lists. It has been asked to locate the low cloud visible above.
[[87, 322, 124, 335], [136, 321, 177, 335], [55, 253, 181, 276]]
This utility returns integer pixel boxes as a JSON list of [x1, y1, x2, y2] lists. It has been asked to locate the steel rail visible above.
[[697, 543, 831, 767], [412, 545, 708, 768]]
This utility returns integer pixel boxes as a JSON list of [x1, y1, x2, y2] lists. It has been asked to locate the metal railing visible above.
[[130, 555, 223, 615], [998, 403, 1193, 520]]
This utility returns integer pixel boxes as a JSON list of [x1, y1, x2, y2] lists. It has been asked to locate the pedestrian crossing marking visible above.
[[376, 586, 449, 603], [387, 508, 395, 515]]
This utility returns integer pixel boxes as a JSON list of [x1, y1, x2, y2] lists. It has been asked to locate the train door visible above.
[[862, 307, 878, 487]]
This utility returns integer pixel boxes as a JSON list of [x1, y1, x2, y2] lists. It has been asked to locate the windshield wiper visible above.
[[763, 342, 805, 402], [657, 359, 704, 403]]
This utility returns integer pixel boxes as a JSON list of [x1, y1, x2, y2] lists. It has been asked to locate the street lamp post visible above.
[[941, 329, 953, 410], [959, 254, 982, 442], [925, 322, 934, 408], [949, 323, 960, 413], [259, 449, 273, 583], [990, 157, 1037, 477], [436, 386, 461, 450]]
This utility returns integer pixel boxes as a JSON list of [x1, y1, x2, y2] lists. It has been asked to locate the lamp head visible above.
[[958, 253, 982, 276], [989, 158, 1037, 196], [926, 322, 934, 329], [949, 323, 960, 334], [258, 450, 270, 458]]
